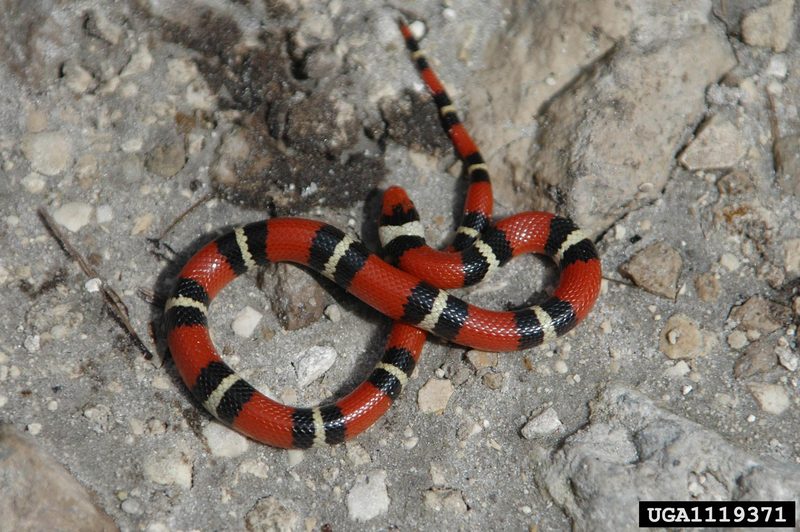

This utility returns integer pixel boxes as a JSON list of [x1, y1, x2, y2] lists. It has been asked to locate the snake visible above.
[[164, 20, 602, 449]]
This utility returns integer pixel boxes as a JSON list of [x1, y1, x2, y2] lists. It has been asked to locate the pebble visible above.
[[130, 212, 153, 235], [694, 272, 720, 302], [553, 360, 568, 374], [244, 497, 299, 532], [22, 173, 46, 194], [481, 372, 504, 390], [121, 498, 143, 515], [679, 115, 746, 170], [286, 449, 304, 468], [239, 460, 269, 479], [202, 422, 249, 457], [417, 378, 454, 414], [271, 263, 326, 331], [741, 0, 795, 52], [729, 296, 790, 334], [663, 360, 691, 378], [121, 44, 153, 77], [719, 253, 740, 272], [345, 442, 371, 466], [62, 60, 95, 94], [146, 137, 186, 178], [619, 241, 682, 299], [465, 350, 499, 370], [784, 238, 800, 276], [734, 340, 778, 379], [84, 278, 102, 293], [323, 304, 341, 322], [521, 407, 564, 439], [142, 448, 193, 488], [747, 383, 790, 415], [23, 335, 40, 353], [659, 314, 707, 360], [231, 306, 262, 338], [21, 131, 73, 176], [346, 470, 390, 522], [776, 346, 798, 372], [294, 345, 337, 387], [766, 55, 788, 79], [27, 423, 42, 435], [52, 202, 93, 233], [423, 489, 468, 514], [726, 330, 748, 349]]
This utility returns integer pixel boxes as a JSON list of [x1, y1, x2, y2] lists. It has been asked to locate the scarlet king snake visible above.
[[164, 20, 602, 449]]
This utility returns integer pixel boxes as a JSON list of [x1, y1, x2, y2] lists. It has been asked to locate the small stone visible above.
[[21, 131, 73, 176], [619, 241, 682, 299], [130, 212, 153, 236], [22, 173, 46, 194], [553, 360, 568, 374], [202, 422, 249, 457], [84, 278, 102, 293], [663, 360, 691, 378], [240, 460, 269, 479], [286, 450, 304, 468], [741, 0, 795, 52], [521, 407, 564, 439], [245, 497, 299, 532], [747, 383, 790, 415], [345, 442, 371, 466], [26, 423, 42, 435], [146, 137, 186, 178], [121, 44, 153, 77], [729, 296, 790, 334], [231, 306, 262, 338], [121, 498, 143, 515], [465, 350, 499, 370], [659, 314, 707, 360], [62, 60, 95, 94], [481, 372, 504, 390], [735, 339, 779, 379], [52, 202, 93, 232], [783, 238, 800, 276], [346, 470, 389, 522], [776, 346, 798, 372], [23, 335, 40, 353], [766, 55, 788, 78], [719, 253, 740, 272], [423, 489, 468, 514], [142, 448, 193, 488], [774, 135, 800, 194], [727, 330, 748, 349], [294, 345, 337, 387], [323, 304, 341, 322], [271, 264, 326, 331], [694, 272, 720, 302], [679, 115, 746, 170], [418, 378, 454, 414]]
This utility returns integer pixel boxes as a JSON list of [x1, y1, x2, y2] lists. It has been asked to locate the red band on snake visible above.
[[164, 20, 602, 449]]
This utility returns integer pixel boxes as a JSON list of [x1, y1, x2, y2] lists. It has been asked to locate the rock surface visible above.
[[0, 425, 117, 532]]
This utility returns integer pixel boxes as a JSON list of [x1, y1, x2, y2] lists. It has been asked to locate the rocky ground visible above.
[[1, 0, 799, 530]]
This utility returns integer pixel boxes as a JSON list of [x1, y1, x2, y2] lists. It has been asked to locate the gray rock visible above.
[[532, 1, 735, 235], [347, 470, 390, 522], [619, 241, 682, 299], [741, 0, 795, 52], [0, 425, 117, 531], [245, 496, 299, 532], [539, 387, 800, 531], [270, 263, 327, 331], [21, 131, 73, 176]]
